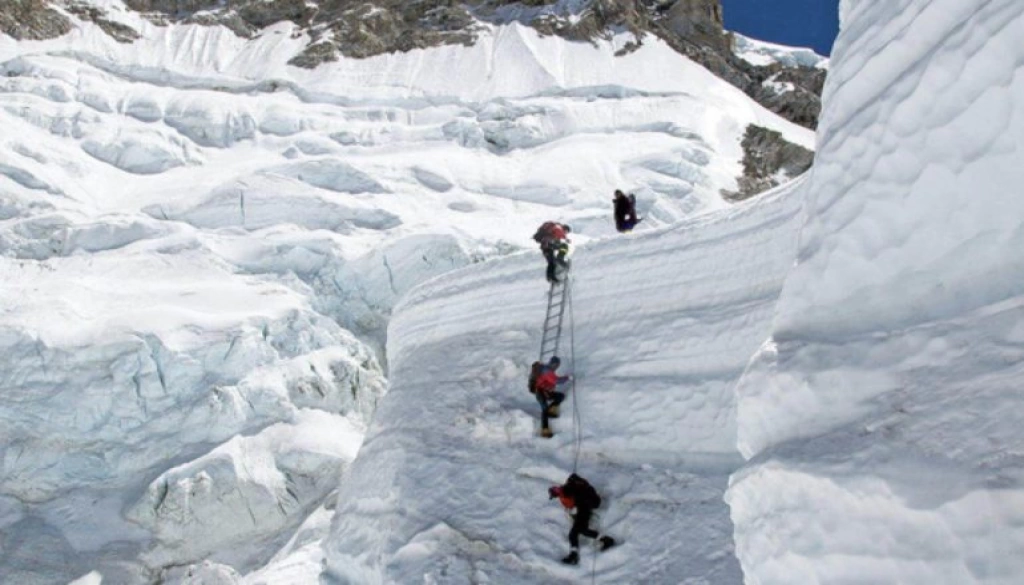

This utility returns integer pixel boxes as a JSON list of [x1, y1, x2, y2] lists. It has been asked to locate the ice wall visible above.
[[320, 178, 806, 584], [729, 1, 1024, 583]]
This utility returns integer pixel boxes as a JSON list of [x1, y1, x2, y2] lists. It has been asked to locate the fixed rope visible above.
[[566, 273, 583, 475], [566, 274, 597, 584]]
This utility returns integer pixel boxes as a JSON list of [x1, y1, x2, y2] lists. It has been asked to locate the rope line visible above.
[[567, 273, 583, 475], [546, 267, 596, 581], [567, 272, 596, 584]]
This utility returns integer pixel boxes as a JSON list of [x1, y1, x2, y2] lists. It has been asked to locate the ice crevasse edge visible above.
[[729, 0, 1024, 584]]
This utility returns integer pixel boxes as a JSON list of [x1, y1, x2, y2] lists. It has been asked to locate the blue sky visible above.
[[721, 0, 839, 55]]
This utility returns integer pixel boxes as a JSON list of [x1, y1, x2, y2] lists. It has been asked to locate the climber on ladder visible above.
[[533, 221, 573, 283], [529, 356, 571, 438]]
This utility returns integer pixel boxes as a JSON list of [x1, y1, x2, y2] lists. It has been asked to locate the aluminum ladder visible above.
[[538, 276, 569, 363]]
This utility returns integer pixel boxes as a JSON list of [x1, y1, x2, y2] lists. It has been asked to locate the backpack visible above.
[[566, 473, 601, 509], [533, 222, 555, 244], [528, 361, 543, 393], [533, 222, 567, 245], [534, 370, 557, 393]]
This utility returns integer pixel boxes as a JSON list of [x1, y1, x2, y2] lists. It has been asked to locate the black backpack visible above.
[[528, 361, 542, 394], [566, 473, 601, 509]]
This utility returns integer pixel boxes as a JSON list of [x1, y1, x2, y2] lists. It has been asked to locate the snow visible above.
[[321, 180, 805, 583], [733, 33, 829, 69], [127, 409, 363, 571], [315, 0, 1024, 583], [1, 0, 1019, 582], [728, 0, 1024, 583], [0, 7, 815, 583], [2, 0, 1020, 581], [68, 572, 104, 585]]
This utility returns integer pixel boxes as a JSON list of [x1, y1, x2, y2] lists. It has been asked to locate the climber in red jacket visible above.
[[529, 356, 570, 438]]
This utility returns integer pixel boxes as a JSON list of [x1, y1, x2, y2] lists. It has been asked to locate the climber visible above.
[[548, 473, 616, 565], [613, 190, 640, 232], [533, 221, 572, 283], [533, 356, 570, 438]]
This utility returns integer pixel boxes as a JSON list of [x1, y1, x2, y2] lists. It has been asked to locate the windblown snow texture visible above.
[[729, 1, 1024, 583], [0, 8, 814, 584], [321, 180, 805, 584]]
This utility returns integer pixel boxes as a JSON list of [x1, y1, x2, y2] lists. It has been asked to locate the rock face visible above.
[[723, 124, 814, 201], [640, 2, 824, 130], [0, 0, 72, 40], [747, 65, 826, 130], [661, 0, 727, 52], [66, 2, 142, 42], [1, 1, 824, 130]]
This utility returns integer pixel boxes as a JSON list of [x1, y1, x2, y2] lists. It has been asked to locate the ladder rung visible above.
[[541, 280, 569, 362]]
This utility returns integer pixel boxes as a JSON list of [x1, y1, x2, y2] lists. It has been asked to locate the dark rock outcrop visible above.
[[290, 2, 480, 65], [745, 64, 826, 130], [66, 2, 141, 42], [635, 1, 823, 130], [0, 0, 72, 40], [723, 124, 814, 201], [659, 0, 727, 53]]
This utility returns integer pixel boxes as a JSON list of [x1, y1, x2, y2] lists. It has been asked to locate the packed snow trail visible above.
[[728, 1, 1024, 583], [322, 178, 805, 584]]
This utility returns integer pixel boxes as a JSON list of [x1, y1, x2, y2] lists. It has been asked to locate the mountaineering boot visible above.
[[540, 426, 554, 439], [546, 404, 560, 418], [561, 550, 579, 565], [599, 536, 616, 551]]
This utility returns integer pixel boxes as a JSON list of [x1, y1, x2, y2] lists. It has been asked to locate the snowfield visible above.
[[0, 4, 815, 584], [4, 0, 1019, 583]]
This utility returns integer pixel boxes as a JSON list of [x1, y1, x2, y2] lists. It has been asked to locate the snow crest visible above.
[[729, 1, 1024, 583]]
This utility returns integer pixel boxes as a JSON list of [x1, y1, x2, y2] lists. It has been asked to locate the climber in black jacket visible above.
[[548, 473, 617, 565], [613, 189, 640, 232]]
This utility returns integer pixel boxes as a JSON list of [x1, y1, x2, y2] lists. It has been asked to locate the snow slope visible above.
[[319, 1, 1024, 583], [321, 177, 805, 584], [0, 5, 815, 583], [728, 0, 1024, 583]]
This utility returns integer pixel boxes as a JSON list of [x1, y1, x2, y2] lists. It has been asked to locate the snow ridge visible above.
[[729, 0, 1024, 583]]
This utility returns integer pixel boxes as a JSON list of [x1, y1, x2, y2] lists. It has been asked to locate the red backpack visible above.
[[534, 371, 557, 393], [533, 222, 566, 244]]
